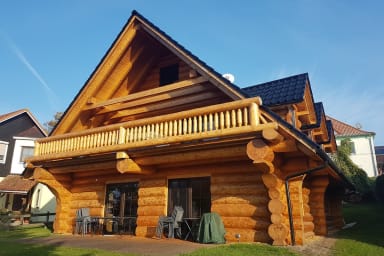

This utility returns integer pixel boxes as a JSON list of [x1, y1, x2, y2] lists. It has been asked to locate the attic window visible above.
[[159, 64, 179, 86]]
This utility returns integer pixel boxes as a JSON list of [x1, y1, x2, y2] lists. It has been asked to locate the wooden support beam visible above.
[[270, 139, 297, 153], [262, 127, 284, 144], [116, 158, 154, 174], [49, 160, 117, 174], [246, 139, 274, 162]]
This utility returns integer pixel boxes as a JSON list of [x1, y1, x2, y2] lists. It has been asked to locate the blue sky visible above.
[[0, 1, 383, 145]]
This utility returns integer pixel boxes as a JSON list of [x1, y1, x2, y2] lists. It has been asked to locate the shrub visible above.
[[374, 175, 384, 203]]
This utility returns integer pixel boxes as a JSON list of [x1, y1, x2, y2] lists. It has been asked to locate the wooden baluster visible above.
[[198, 116, 202, 133], [155, 123, 160, 138], [129, 128, 134, 142], [244, 107, 249, 125], [232, 109, 236, 127], [182, 119, 187, 135], [133, 127, 138, 142], [237, 109, 243, 127], [178, 119, 183, 135], [138, 126, 142, 142], [249, 102, 260, 127], [164, 122, 169, 137], [188, 118, 192, 134], [146, 125, 150, 139], [220, 112, 225, 129], [214, 113, 219, 130], [174, 120, 178, 136], [160, 122, 164, 138], [225, 111, 230, 128], [125, 128, 130, 143], [203, 115, 208, 132], [150, 124, 154, 139], [193, 116, 198, 134], [209, 114, 213, 131]]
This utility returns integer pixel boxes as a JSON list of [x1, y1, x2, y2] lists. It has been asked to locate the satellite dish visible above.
[[222, 73, 235, 83], [355, 123, 362, 129]]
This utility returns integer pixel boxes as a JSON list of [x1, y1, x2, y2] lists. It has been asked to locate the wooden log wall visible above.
[[324, 186, 345, 233], [308, 176, 329, 235], [135, 177, 167, 237], [33, 168, 73, 233], [261, 172, 290, 246], [211, 172, 272, 243]]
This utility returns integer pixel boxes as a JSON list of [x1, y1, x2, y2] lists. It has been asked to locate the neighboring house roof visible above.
[[0, 109, 47, 136], [242, 73, 310, 106], [327, 116, 375, 137], [0, 175, 36, 194]]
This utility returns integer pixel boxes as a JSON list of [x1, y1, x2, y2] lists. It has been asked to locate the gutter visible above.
[[285, 162, 328, 246]]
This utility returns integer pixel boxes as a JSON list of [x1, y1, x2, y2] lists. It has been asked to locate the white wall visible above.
[[10, 137, 35, 175], [30, 183, 56, 223], [336, 135, 378, 177]]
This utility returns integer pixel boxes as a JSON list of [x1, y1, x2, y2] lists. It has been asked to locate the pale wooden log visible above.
[[140, 178, 166, 187], [262, 127, 284, 144], [271, 213, 284, 224], [268, 199, 285, 214], [138, 196, 166, 206], [70, 200, 102, 209], [136, 216, 160, 227], [135, 226, 156, 238], [246, 139, 274, 162], [211, 184, 267, 196], [212, 204, 269, 217], [211, 195, 269, 205], [268, 223, 289, 246], [116, 158, 155, 174], [211, 173, 262, 184], [262, 173, 282, 189], [70, 185, 104, 193], [222, 217, 270, 229], [72, 191, 104, 201], [137, 206, 166, 216], [138, 187, 167, 197], [225, 228, 271, 243], [268, 188, 281, 200]]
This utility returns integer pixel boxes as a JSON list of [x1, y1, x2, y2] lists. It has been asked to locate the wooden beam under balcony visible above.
[[84, 76, 208, 112]]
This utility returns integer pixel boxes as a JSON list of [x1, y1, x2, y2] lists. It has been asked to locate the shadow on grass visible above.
[[333, 203, 384, 248]]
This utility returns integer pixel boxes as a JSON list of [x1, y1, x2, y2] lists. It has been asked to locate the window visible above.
[[159, 64, 179, 86], [35, 189, 41, 208], [0, 142, 8, 164], [105, 183, 138, 218], [168, 177, 211, 218], [20, 146, 34, 162], [350, 142, 356, 154]]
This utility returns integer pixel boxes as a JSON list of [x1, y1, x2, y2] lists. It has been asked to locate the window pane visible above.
[[20, 146, 34, 162], [0, 142, 8, 162], [168, 177, 210, 218]]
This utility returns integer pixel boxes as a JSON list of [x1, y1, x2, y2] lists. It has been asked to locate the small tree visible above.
[[331, 138, 373, 200], [44, 112, 63, 134]]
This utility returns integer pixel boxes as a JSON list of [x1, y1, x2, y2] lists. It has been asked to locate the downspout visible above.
[[285, 162, 328, 246]]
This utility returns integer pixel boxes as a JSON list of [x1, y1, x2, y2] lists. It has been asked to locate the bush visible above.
[[374, 175, 384, 203]]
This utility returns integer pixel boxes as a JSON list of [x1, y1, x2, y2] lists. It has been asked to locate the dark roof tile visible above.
[[242, 73, 308, 106]]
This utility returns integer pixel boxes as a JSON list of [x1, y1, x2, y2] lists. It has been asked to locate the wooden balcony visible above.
[[29, 97, 277, 163]]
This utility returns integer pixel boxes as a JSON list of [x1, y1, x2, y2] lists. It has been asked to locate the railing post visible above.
[[118, 127, 126, 144], [34, 141, 40, 156], [249, 102, 260, 127]]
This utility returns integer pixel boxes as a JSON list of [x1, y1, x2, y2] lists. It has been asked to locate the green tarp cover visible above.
[[197, 212, 226, 244]]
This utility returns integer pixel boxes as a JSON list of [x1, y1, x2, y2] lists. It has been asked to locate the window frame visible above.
[[19, 146, 34, 163], [0, 141, 9, 164]]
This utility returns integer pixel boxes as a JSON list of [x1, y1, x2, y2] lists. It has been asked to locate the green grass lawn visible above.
[[332, 203, 384, 256]]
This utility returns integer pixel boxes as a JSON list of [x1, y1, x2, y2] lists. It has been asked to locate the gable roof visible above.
[[52, 10, 246, 134], [0, 109, 47, 136], [327, 116, 375, 137], [301, 102, 324, 130], [0, 175, 36, 194], [242, 73, 310, 106]]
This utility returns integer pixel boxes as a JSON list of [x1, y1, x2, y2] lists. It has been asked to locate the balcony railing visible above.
[[30, 97, 276, 162]]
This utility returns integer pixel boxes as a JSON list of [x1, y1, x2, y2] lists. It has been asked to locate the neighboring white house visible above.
[[0, 109, 56, 223], [327, 116, 378, 177]]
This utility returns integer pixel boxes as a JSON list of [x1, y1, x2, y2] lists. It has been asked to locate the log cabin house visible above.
[[25, 10, 352, 245]]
